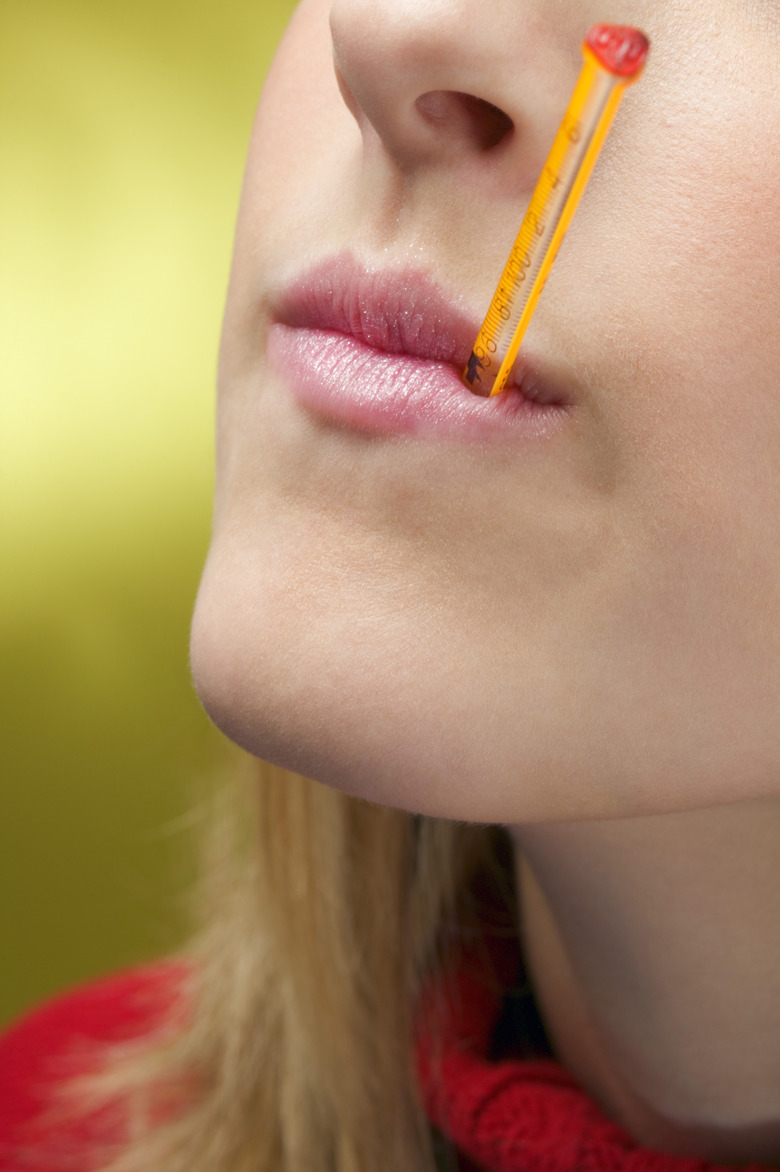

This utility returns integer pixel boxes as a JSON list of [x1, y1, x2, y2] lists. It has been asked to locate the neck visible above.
[[510, 797, 780, 1166]]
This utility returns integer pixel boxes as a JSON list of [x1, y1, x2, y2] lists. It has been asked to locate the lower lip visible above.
[[267, 324, 570, 442]]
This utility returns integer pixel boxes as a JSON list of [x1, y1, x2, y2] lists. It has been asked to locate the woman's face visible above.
[[191, 0, 780, 822]]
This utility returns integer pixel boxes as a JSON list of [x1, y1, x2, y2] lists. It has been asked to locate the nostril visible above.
[[416, 90, 514, 151], [458, 93, 514, 149]]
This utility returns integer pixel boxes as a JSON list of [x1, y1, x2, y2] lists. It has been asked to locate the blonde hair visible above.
[[66, 760, 504, 1172]]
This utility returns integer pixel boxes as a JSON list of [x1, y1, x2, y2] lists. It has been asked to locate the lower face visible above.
[[191, 0, 780, 822]]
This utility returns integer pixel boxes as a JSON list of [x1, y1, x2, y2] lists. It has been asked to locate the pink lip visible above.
[[267, 255, 574, 441]]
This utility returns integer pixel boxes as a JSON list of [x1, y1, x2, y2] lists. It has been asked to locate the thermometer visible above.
[[464, 25, 649, 397]]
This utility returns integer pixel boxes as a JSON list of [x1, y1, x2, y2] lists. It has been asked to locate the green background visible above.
[[1, 0, 298, 1026]]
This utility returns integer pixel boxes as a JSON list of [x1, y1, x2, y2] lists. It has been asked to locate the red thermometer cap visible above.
[[585, 25, 649, 77]]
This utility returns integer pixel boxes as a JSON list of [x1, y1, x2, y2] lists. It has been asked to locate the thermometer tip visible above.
[[585, 25, 649, 78]]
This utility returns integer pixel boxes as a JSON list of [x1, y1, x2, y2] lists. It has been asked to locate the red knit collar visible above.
[[415, 934, 772, 1172]]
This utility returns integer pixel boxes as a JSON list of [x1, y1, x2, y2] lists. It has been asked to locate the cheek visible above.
[[560, 68, 780, 532], [233, 0, 358, 255], [538, 85, 780, 780]]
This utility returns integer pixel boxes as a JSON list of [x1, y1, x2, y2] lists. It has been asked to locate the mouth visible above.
[[267, 254, 575, 441]]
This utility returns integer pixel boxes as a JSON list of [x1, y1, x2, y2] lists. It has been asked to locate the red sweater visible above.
[[0, 965, 185, 1171], [0, 956, 772, 1172]]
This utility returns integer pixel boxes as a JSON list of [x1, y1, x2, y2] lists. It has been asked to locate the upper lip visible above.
[[272, 254, 570, 406]]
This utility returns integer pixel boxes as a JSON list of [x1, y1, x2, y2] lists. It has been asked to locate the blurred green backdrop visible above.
[[1, 0, 298, 1026]]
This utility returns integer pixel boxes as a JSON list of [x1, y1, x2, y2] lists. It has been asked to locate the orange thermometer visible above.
[[463, 25, 649, 397]]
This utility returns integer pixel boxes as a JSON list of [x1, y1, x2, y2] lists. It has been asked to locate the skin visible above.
[[191, 0, 780, 1158]]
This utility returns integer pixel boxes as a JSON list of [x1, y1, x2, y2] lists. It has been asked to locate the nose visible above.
[[330, 0, 585, 176]]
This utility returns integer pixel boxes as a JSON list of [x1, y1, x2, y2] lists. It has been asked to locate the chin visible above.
[[191, 532, 780, 826]]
